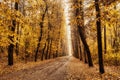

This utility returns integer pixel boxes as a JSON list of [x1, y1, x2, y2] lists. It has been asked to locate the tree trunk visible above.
[[84, 48, 88, 63], [8, 2, 18, 66], [74, 40, 79, 58], [79, 39, 83, 61], [41, 43, 47, 61], [15, 2, 19, 55], [55, 50, 58, 57], [25, 40, 29, 63], [45, 17, 51, 59], [104, 26, 107, 54], [48, 39, 52, 59], [45, 37, 50, 59], [75, 0, 93, 67], [77, 27, 93, 67], [15, 23, 19, 56], [8, 44, 14, 65], [95, 0, 105, 74], [35, 3, 48, 62]]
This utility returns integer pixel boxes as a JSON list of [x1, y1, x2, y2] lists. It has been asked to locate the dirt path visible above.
[[0, 56, 120, 80], [0, 57, 69, 80]]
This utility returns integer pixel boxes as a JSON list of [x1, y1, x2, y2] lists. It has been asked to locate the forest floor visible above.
[[0, 56, 120, 80]]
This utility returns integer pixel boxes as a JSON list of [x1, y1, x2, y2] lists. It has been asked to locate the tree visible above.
[[94, 0, 105, 74], [8, 1, 18, 66], [75, 0, 93, 67], [35, 0, 48, 62], [0, 0, 67, 65]]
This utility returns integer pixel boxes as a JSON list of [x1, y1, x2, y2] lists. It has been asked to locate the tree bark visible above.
[[104, 26, 107, 54], [79, 39, 83, 61], [45, 36, 50, 59], [84, 48, 88, 63], [15, 2, 19, 55], [15, 22, 19, 56], [48, 39, 52, 59], [41, 43, 47, 61]]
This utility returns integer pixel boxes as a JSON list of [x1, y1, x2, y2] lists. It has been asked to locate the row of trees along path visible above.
[[0, 0, 120, 78]]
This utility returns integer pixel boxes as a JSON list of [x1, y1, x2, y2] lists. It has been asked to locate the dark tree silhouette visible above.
[[8, 2, 18, 66], [94, 0, 105, 74], [75, 0, 93, 67]]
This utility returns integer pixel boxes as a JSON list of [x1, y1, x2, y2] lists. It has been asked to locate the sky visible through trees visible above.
[[63, 0, 72, 56]]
